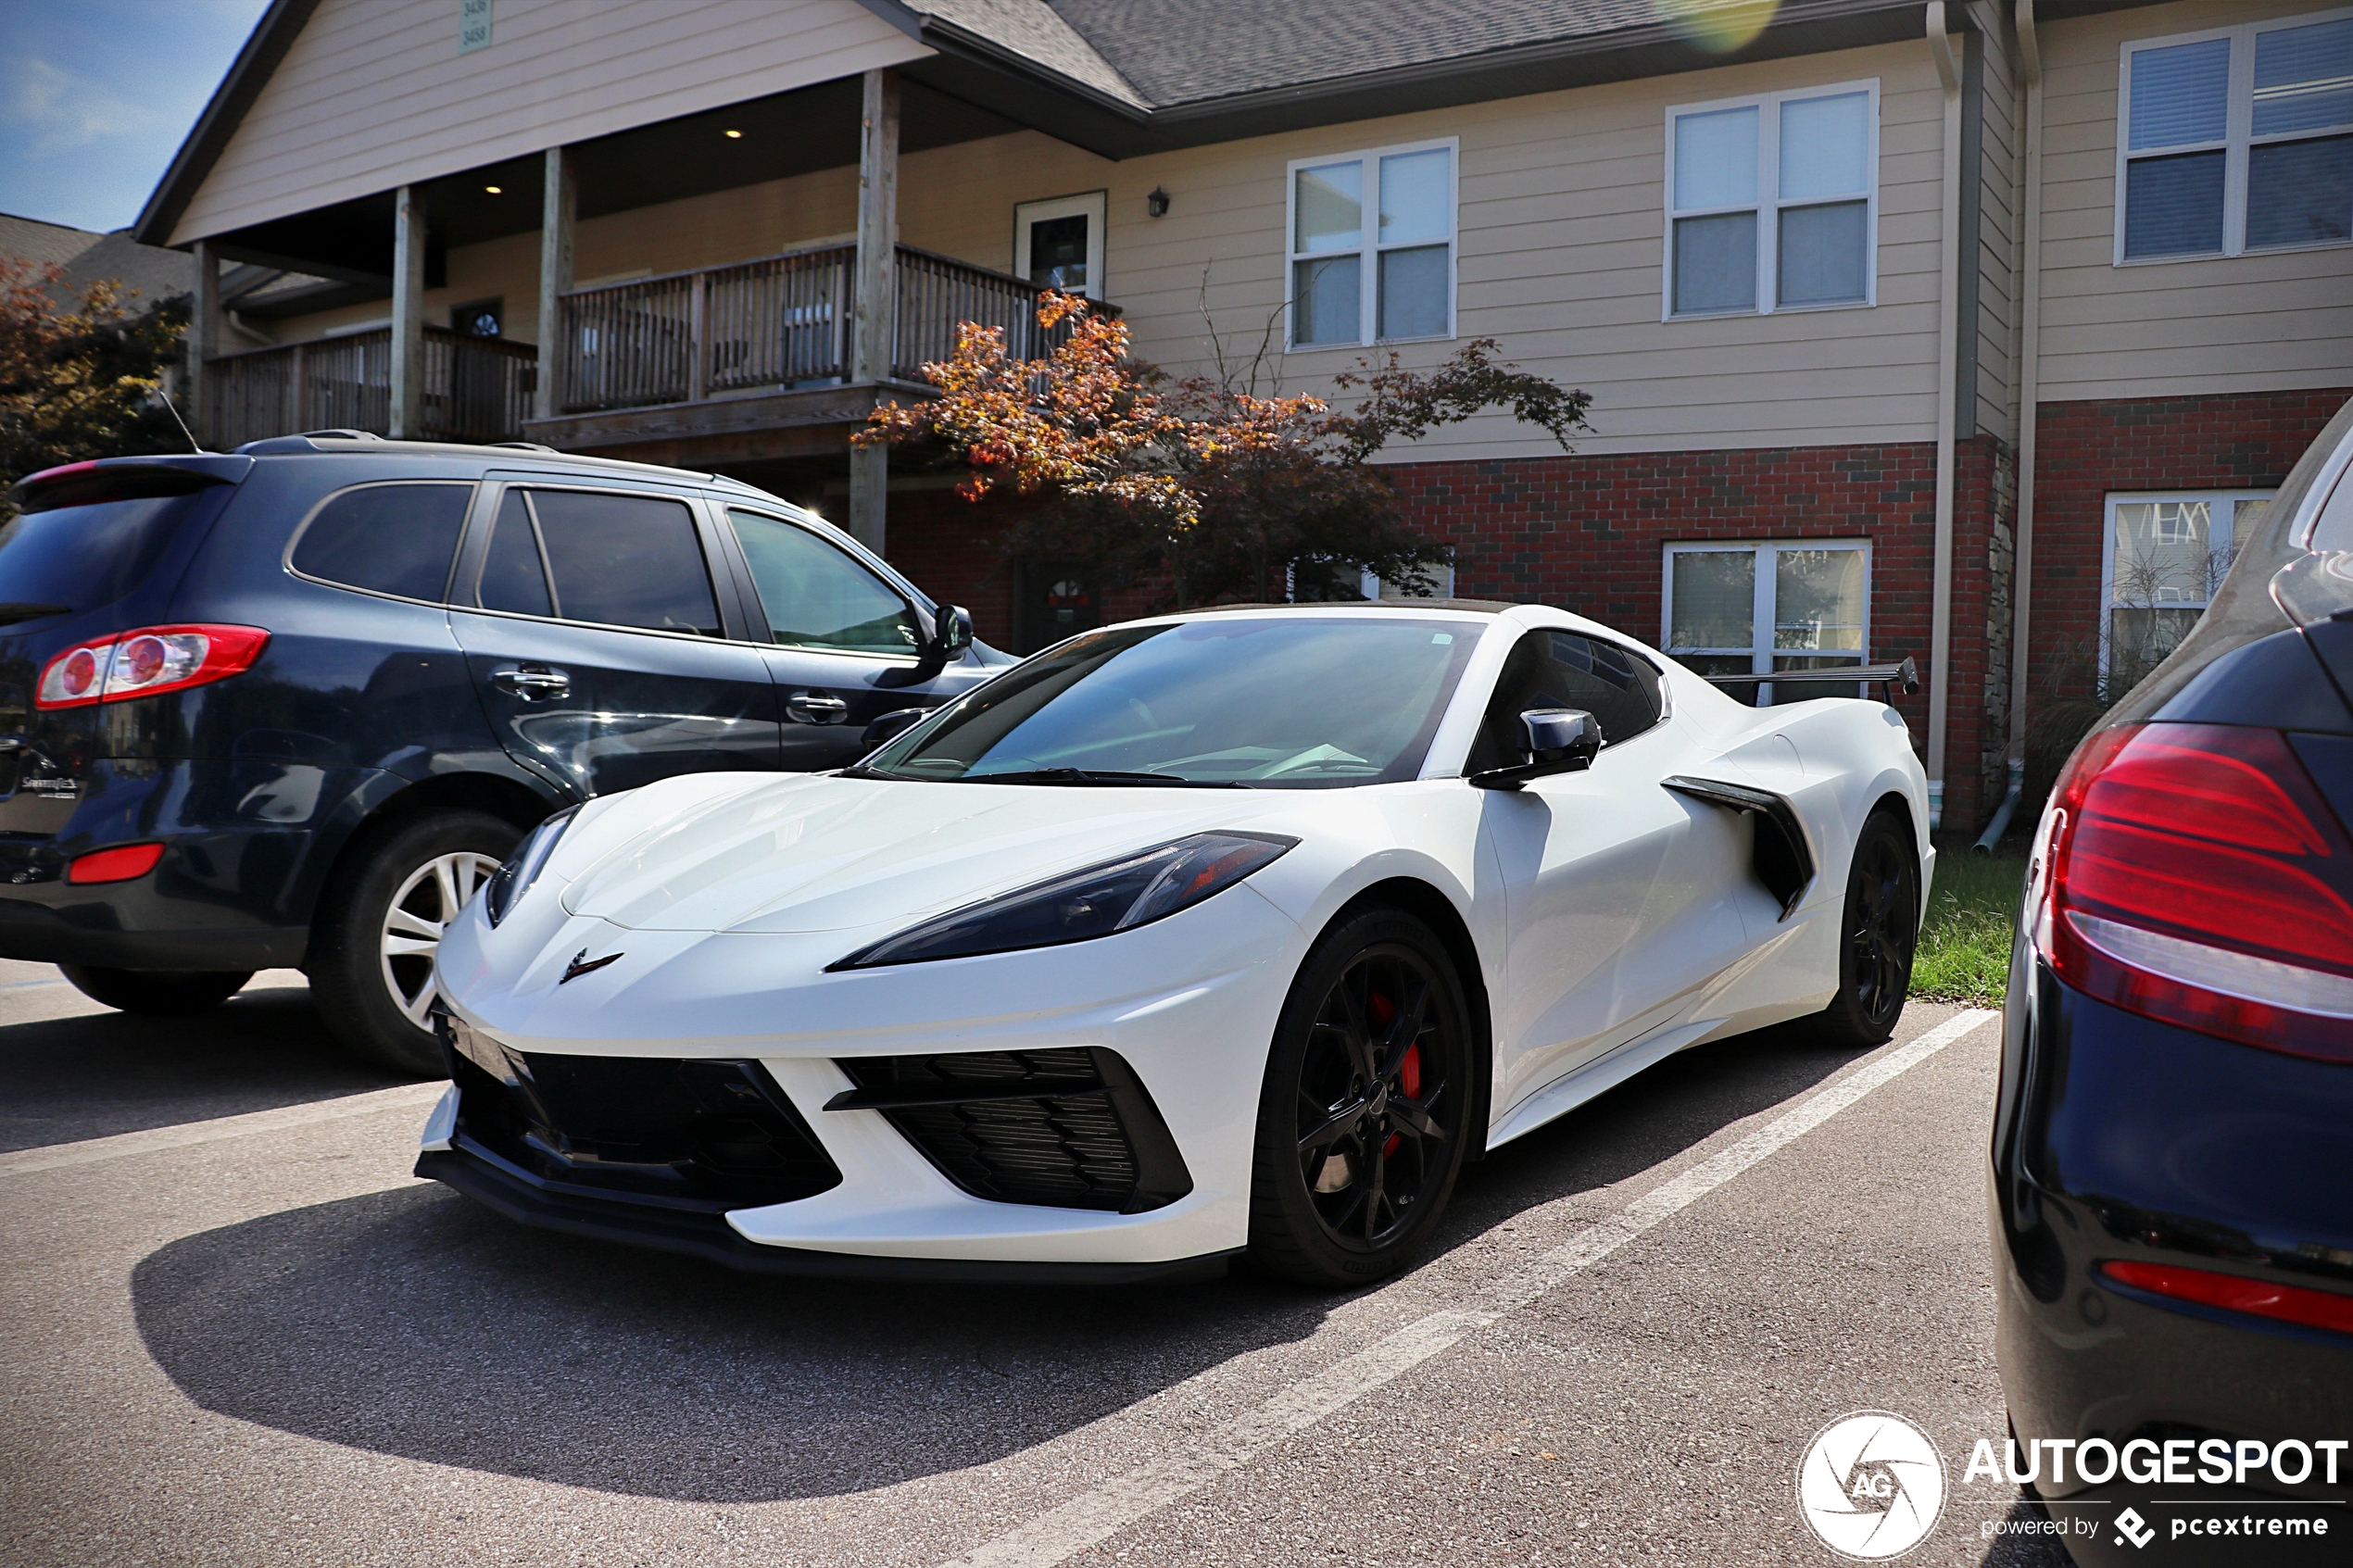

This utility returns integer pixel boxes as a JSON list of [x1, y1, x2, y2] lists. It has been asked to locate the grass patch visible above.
[[1912, 851, 2027, 1005]]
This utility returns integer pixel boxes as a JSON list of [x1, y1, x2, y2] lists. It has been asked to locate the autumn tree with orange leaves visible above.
[[856, 295, 1591, 609]]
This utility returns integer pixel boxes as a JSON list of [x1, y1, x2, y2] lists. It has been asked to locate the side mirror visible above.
[[931, 605, 975, 660], [1470, 707, 1603, 790], [882, 605, 975, 688], [860, 706, 929, 749]]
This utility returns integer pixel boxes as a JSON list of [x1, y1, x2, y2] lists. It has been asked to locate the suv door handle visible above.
[[490, 664, 571, 701], [786, 693, 851, 725]]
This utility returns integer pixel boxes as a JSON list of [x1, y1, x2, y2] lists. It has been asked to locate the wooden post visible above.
[[847, 66, 900, 556], [389, 184, 427, 439], [187, 238, 221, 445], [535, 144, 574, 421], [687, 270, 710, 404]]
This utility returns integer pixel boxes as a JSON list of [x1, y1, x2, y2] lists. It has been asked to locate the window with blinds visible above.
[[1666, 82, 1878, 319], [1288, 141, 1457, 348], [2120, 11, 2353, 261], [1662, 540, 1869, 705], [2103, 492, 2273, 677]]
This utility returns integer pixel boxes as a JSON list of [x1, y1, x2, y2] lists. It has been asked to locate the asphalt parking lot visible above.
[[1, 964, 2070, 1568]]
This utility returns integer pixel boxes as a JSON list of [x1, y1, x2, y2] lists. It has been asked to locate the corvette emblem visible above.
[[560, 948, 623, 985]]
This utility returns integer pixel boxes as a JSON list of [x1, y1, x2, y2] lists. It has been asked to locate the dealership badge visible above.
[[1796, 1411, 1947, 1559]]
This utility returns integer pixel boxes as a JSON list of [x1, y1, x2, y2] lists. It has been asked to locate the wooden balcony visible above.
[[523, 243, 1092, 462], [202, 327, 536, 450]]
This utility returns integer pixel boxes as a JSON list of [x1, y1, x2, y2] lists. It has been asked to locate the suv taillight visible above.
[[35, 624, 270, 709], [2031, 721, 2353, 1060]]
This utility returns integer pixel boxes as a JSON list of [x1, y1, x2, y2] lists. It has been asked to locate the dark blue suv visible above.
[[0, 433, 1000, 1073]]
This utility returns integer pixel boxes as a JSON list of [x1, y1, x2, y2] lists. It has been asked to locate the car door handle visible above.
[[786, 693, 851, 725], [490, 664, 571, 701]]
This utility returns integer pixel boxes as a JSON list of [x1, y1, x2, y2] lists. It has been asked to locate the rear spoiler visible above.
[[8, 454, 251, 509], [1704, 656, 1920, 699]]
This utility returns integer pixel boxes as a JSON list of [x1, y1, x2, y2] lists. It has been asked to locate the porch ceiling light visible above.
[[484, 184, 502, 194], [724, 129, 743, 139]]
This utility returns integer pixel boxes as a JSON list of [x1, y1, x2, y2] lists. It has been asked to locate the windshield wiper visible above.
[[960, 767, 1244, 788], [0, 604, 70, 626]]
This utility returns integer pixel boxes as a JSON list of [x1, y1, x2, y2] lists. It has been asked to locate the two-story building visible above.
[[135, 0, 2353, 834]]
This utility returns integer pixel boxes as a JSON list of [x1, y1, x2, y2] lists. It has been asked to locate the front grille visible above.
[[830, 1047, 1191, 1214], [445, 1028, 841, 1210]]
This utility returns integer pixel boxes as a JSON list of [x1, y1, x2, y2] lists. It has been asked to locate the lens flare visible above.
[[1656, 0, 1779, 54]]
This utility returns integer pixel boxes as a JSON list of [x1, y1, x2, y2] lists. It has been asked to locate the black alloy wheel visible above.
[[1820, 807, 1920, 1047], [1251, 909, 1474, 1287]]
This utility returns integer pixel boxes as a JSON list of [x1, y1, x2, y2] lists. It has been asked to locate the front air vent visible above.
[[827, 1047, 1191, 1214], [446, 1036, 841, 1210]]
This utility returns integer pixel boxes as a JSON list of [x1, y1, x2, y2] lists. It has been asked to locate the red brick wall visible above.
[[881, 436, 2020, 830], [2028, 388, 2353, 708], [1384, 439, 2009, 827]]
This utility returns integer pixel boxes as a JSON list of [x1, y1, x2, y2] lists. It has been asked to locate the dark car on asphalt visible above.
[[0, 432, 1000, 1073], [1994, 396, 2353, 1563]]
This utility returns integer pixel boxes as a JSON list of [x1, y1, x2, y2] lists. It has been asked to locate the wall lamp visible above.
[[1146, 187, 1170, 218]]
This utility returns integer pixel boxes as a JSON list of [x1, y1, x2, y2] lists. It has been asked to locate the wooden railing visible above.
[[551, 244, 1094, 415], [202, 327, 536, 448]]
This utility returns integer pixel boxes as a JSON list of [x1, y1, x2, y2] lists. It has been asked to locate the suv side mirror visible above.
[[860, 706, 928, 749], [1469, 707, 1603, 790], [882, 605, 975, 687], [930, 605, 975, 660]]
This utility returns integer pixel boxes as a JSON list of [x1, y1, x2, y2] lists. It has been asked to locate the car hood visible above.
[[555, 772, 1283, 935]]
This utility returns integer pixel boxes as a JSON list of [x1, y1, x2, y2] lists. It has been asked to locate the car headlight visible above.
[[829, 831, 1298, 970], [483, 806, 578, 927]]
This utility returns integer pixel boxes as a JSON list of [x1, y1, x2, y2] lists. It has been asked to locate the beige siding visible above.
[[260, 37, 1958, 461], [2035, 0, 2353, 405], [172, 0, 928, 245]]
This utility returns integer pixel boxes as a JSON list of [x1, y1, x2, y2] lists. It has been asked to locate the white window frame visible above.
[[2100, 490, 2273, 671], [1660, 539, 1872, 703], [1013, 191, 1108, 299], [1285, 136, 1459, 351], [2115, 6, 2353, 264], [1661, 79, 1881, 321], [1361, 562, 1457, 600]]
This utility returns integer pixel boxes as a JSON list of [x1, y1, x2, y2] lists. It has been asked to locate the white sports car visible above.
[[419, 601, 1931, 1286]]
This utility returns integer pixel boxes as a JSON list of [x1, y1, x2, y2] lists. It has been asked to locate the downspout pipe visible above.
[[1926, 4, 1964, 833], [1978, 0, 2044, 855]]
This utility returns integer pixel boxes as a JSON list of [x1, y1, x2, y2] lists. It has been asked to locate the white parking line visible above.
[[0, 1082, 447, 1177], [938, 1007, 2000, 1568]]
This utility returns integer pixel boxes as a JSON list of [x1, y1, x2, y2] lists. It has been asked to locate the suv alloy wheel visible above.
[[308, 809, 522, 1074]]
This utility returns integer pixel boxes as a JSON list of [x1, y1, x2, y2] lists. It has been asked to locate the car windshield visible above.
[[860, 616, 1481, 788]]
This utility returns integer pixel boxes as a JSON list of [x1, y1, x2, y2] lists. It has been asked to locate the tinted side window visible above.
[[477, 489, 552, 616], [1466, 631, 1665, 772], [291, 483, 470, 601], [476, 489, 721, 634], [727, 509, 921, 656]]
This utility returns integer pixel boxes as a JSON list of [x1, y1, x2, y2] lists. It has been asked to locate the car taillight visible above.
[[2031, 721, 2353, 1060], [35, 624, 269, 709], [2098, 1261, 2353, 1336], [67, 842, 164, 884]]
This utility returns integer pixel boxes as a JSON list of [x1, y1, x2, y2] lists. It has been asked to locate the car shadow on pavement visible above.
[[0, 975, 410, 1153], [1429, 1010, 1919, 1258], [131, 1182, 1332, 1502], [127, 1008, 1946, 1504]]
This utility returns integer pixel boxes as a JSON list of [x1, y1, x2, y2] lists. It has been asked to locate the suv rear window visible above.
[[291, 483, 471, 601], [0, 475, 224, 617]]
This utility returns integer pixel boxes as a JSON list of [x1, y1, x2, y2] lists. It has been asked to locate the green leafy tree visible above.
[[0, 259, 191, 493]]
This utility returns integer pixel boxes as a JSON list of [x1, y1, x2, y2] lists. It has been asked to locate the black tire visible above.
[[58, 965, 252, 1015], [308, 809, 521, 1076], [1248, 907, 1476, 1289], [1818, 806, 1921, 1048]]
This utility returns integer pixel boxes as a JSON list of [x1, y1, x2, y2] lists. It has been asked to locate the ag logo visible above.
[[1796, 1411, 1947, 1559]]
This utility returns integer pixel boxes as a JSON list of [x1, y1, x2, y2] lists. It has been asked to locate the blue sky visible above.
[[0, 0, 271, 233]]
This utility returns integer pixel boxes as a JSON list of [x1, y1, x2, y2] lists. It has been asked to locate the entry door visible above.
[[1013, 192, 1107, 299], [719, 507, 984, 771], [449, 484, 781, 798], [1474, 631, 1751, 1112]]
